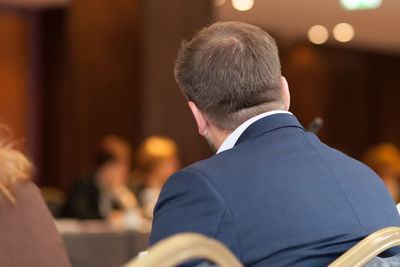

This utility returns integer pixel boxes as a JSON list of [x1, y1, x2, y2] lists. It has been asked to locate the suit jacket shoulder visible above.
[[151, 114, 400, 266], [150, 167, 243, 259]]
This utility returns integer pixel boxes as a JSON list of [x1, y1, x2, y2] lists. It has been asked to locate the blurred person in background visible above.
[[362, 143, 400, 203], [131, 136, 180, 218], [63, 135, 141, 226], [0, 125, 70, 266]]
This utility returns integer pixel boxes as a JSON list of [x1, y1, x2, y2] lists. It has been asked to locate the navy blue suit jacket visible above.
[[150, 114, 400, 266]]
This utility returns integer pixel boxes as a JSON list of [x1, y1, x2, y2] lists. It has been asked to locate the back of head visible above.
[[174, 21, 284, 131], [94, 135, 132, 169], [135, 136, 178, 174], [0, 126, 32, 205]]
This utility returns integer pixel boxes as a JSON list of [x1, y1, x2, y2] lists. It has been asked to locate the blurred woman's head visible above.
[[363, 143, 400, 177], [362, 142, 400, 202], [134, 136, 180, 188]]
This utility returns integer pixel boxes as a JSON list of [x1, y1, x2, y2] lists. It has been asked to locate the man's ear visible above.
[[281, 76, 290, 111], [188, 101, 209, 136]]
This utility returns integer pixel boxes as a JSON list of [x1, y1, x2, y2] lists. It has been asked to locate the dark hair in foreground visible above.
[[174, 21, 284, 130]]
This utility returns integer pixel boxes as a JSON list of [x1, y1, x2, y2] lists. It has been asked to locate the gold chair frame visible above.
[[123, 233, 243, 267], [329, 227, 400, 267]]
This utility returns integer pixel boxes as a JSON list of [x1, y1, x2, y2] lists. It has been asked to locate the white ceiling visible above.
[[215, 0, 400, 54]]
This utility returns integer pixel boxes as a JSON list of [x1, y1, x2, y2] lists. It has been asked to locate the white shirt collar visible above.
[[216, 110, 293, 154]]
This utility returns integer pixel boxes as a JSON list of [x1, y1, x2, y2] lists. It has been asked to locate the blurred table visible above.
[[56, 219, 150, 267]]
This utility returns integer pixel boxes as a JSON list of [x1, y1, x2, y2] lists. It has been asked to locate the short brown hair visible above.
[[174, 21, 284, 130], [94, 135, 132, 168]]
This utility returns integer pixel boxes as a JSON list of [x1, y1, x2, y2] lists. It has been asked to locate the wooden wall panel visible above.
[[0, 12, 29, 143], [40, 0, 142, 189], [40, 8, 71, 188], [141, 0, 214, 166], [283, 44, 329, 129], [69, 0, 142, 175], [282, 42, 400, 159]]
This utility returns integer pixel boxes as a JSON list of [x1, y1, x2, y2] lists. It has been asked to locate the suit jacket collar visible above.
[[235, 113, 304, 147]]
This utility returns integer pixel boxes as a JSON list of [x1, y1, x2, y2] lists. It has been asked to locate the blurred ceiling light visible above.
[[333, 23, 355, 42], [214, 0, 226, 6], [308, 25, 329, 45], [340, 0, 382, 10], [232, 0, 254, 11]]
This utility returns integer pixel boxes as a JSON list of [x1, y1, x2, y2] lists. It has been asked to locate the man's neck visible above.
[[216, 110, 292, 153], [214, 131, 232, 150], [206, 122, 231, 151]]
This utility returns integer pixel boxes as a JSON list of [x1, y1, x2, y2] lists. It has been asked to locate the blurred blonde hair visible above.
[[134, 136, 178, 174], [0, 126, 32, 205]]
